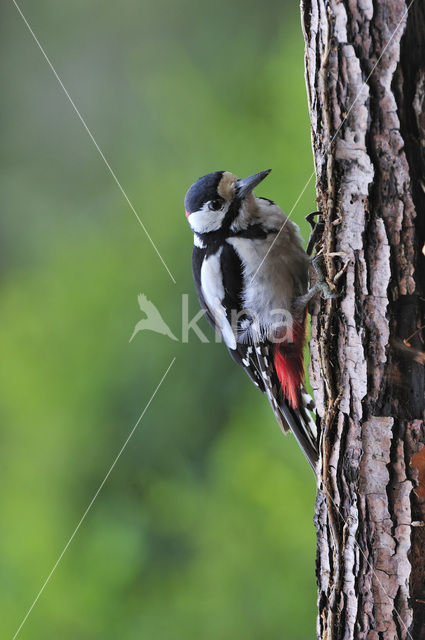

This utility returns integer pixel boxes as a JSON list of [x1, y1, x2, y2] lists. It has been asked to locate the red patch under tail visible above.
[[273, 320, 306, 409]]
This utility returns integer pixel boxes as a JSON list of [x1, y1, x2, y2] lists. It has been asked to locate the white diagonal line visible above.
[[12, 357, 176, 640], [12, 0, 176, 285], [249, 0, 415, 285]]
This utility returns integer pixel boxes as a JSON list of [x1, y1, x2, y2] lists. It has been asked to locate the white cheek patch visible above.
[[200, 248, 237, 350], [188, 204, 226, 234]]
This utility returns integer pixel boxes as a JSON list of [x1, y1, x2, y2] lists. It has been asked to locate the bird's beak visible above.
[[236, 169, 271, 199]]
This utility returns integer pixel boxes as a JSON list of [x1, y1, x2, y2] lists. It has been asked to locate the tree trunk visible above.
[[301, 0, 425, 637]]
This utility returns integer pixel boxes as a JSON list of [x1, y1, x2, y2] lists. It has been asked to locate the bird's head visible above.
[[184, 169, 271, 235]]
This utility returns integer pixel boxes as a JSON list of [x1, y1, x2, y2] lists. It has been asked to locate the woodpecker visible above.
[[185, 169, 325, 470]]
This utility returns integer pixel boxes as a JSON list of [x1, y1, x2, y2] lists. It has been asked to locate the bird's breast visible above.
[[226, 231, 308, 333]]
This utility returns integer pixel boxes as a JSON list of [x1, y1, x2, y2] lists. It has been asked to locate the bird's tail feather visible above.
[[253, 343, 318, 471], [277, 400, 318, 471]]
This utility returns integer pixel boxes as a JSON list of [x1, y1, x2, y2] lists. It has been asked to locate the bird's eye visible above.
[[208, 199, 223, 211]]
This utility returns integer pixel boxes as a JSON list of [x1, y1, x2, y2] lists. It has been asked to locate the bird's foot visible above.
[[312, 254, 342, 299], [293, 254, 341, 312], [293, 282, 337, 312]]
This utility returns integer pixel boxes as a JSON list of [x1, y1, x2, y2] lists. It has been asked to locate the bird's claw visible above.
[[310, 254, 343, 301], [318, 281, 342, 300]]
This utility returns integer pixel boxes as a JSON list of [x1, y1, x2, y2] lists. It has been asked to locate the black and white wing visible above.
[[253, 342, 318, 469], [192, 242, 317, 469], [192, 243, 265, 391]]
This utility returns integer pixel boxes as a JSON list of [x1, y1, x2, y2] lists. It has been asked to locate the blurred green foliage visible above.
[[1, 0, 317, 638]]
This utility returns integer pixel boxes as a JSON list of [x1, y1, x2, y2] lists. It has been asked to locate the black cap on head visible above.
[[184, 171, 224, 214]]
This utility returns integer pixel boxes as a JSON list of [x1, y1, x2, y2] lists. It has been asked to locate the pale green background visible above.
[[1, 1, 317, 638]]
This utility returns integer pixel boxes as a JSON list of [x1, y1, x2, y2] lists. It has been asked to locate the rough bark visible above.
[[301, 0, 425, 637]]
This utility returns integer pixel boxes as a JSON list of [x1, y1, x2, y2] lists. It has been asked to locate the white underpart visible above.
[[200, 247, 237, 350], [227, 198, 309, 341]]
